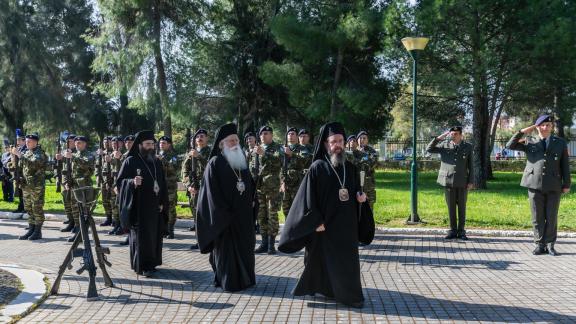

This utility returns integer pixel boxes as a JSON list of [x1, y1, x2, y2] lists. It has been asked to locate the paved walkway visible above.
[[1, 219, 576, 323]]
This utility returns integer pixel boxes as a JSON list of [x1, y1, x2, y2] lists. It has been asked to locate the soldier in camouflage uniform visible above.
[[253, 126, 283, 255], [181, 129, 211, 249], [159, 136, 180, 239], [244, 132, 257, 180], [62, 136, 95, 242], [107, 137, 124, 235], [96, 136, 113, 226], [12, 134, 26, 213], [281, 127, 307, 217], [355, 131, 379, 211], [298, 129, 314, 172], [12, 134, 48, 240], [56, 135, 77, 232], [118, 135, 135, 246]]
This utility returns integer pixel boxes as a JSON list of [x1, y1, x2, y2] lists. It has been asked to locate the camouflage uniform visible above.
[[96, 148, 112, 219], [281, 143, 307, 216], [15, 146, 48, 226], [181, 146, 211, 218], [159, 149, 180, 227], [300, 143, 314, 173], [60, 148, 77, 226], [255, 141, 283, 236], [63, 149, 95, 224], [353, 145, 379, 211], [109, 150, 123, 225]]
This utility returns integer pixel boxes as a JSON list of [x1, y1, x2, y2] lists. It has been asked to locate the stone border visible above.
[[0, 264, 46, 323], [3, 211, 576, 238]]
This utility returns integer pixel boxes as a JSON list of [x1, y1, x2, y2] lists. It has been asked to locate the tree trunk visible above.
[[330, 46, 344, 120], [119, 85, 129, 133], [152, 1, 172, 137]]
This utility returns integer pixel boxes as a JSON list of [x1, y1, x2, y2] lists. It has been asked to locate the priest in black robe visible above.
[[116, 130, 169, 277], [196, 123, 257, 292], [278, 122, 375, 308]]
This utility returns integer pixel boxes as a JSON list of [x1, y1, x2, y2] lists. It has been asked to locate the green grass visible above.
[[1, 171, 574, 230], [374, 170, 576, 231]]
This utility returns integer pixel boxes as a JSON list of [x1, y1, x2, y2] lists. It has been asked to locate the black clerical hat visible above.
[[127, 130, 156, 157], [210, 123, 238, 158], [313, 122, 346, 162]]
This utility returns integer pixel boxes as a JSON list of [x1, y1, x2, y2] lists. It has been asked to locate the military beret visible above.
[[244, 132, 256, 139], [357, 130, 368, 138], [194, 129, 208, 139], [159, 135, 172, 143], [66, 134, 76, 141], [104, 136, 113, 141], [124, 135, 135, 141], [259, 126, 273, 135], [286, 127, 298, 135], [298, 129, 309, 136], [111, 136, 121, 142], [535, 114, 553, 126], [74, 136, 88, 142], [347, 135, 357, 142], [449, 126, 463, 132], [25, 134, 39, 141]]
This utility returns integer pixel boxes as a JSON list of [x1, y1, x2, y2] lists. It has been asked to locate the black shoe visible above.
[[142, 270, 153, 278], [347, 301, 364, 309], [548, 244, 559, 256], [120, 237, 129, 246], [255, 236, 269, 254], [532, 245, 547, 255], [19, 225, 35, 240], [189, 225, 195, 231], [67, 226, 80, 242], [457, 231, 468, 241], [190, 243, 199, 250], [28, 224, 42, 240], [100, 216, 113, 227], [108, 224, 120, 235], [60, 222, 75, 232], [444, 231, 457, 240], [267, 235, 276, 255], [165, 225, 175, 239], [63, 220, 70, 225]]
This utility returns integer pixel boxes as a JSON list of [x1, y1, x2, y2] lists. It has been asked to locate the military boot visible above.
[[267, 235, 276, 255], [255, 235, 269, 254], [60, 220, 75, 232], [100, 215, 113, 227], [28, 224, 42, 240], [19, 224, 35, 240], [67, 226, 80, 242]]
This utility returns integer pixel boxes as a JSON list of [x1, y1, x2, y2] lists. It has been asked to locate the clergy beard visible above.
[[223, 145, 248, 170], [139, 147, 155, 162], [329, 150, 345, 167]]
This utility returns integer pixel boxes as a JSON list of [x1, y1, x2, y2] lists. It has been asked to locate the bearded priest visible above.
[[196, 123, 258, 292]]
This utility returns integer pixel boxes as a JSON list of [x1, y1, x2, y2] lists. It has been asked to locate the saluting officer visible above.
[[427, 126, 474, 240], [506, 115, 571, 256]]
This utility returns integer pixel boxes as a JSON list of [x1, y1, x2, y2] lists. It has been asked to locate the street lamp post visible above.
[[402, 37, 429, 225]]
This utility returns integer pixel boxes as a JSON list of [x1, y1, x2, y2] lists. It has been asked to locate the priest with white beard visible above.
[[196, 123, 258, 292]]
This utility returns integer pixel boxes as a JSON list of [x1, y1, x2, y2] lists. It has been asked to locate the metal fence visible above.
[[377, 137, 576, 161]]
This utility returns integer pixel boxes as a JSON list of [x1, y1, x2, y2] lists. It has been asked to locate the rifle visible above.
[[186, 128, 194, 199], [55, 136, 62, 193], [96, 138, 104, 187], [283, 126, 289, 181]]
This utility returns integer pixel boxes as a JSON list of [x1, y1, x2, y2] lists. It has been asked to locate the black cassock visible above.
[[117, 155, 169, 274], [196, 155, 257, 292], [278, 159, 374, 307]]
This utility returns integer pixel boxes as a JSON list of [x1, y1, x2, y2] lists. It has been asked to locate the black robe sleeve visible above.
[[116, 157, 137, 229], [196, 157, 241, 254], [278, 163, 325, 253]]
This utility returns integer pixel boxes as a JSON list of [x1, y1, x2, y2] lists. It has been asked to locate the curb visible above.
[[0, 264, 46, 323], [3, 211, 576, 238]]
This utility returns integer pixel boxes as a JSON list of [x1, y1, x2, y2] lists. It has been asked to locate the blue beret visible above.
[[449, 126, 463, 132], [298, 129, 309, 136], [357, 130, 368, 138], [194, 129, 208, 139], [74, 136, 88, 142], [244, 132, 255, 139], [124, 135, 135, 141], [159, 136, 172, 143], [25, 134, 39, 141], [535, 114, 553, 126], [347, 135, 357, 142], [286, 127, 298, 134], [66, 134, 76, 141]]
